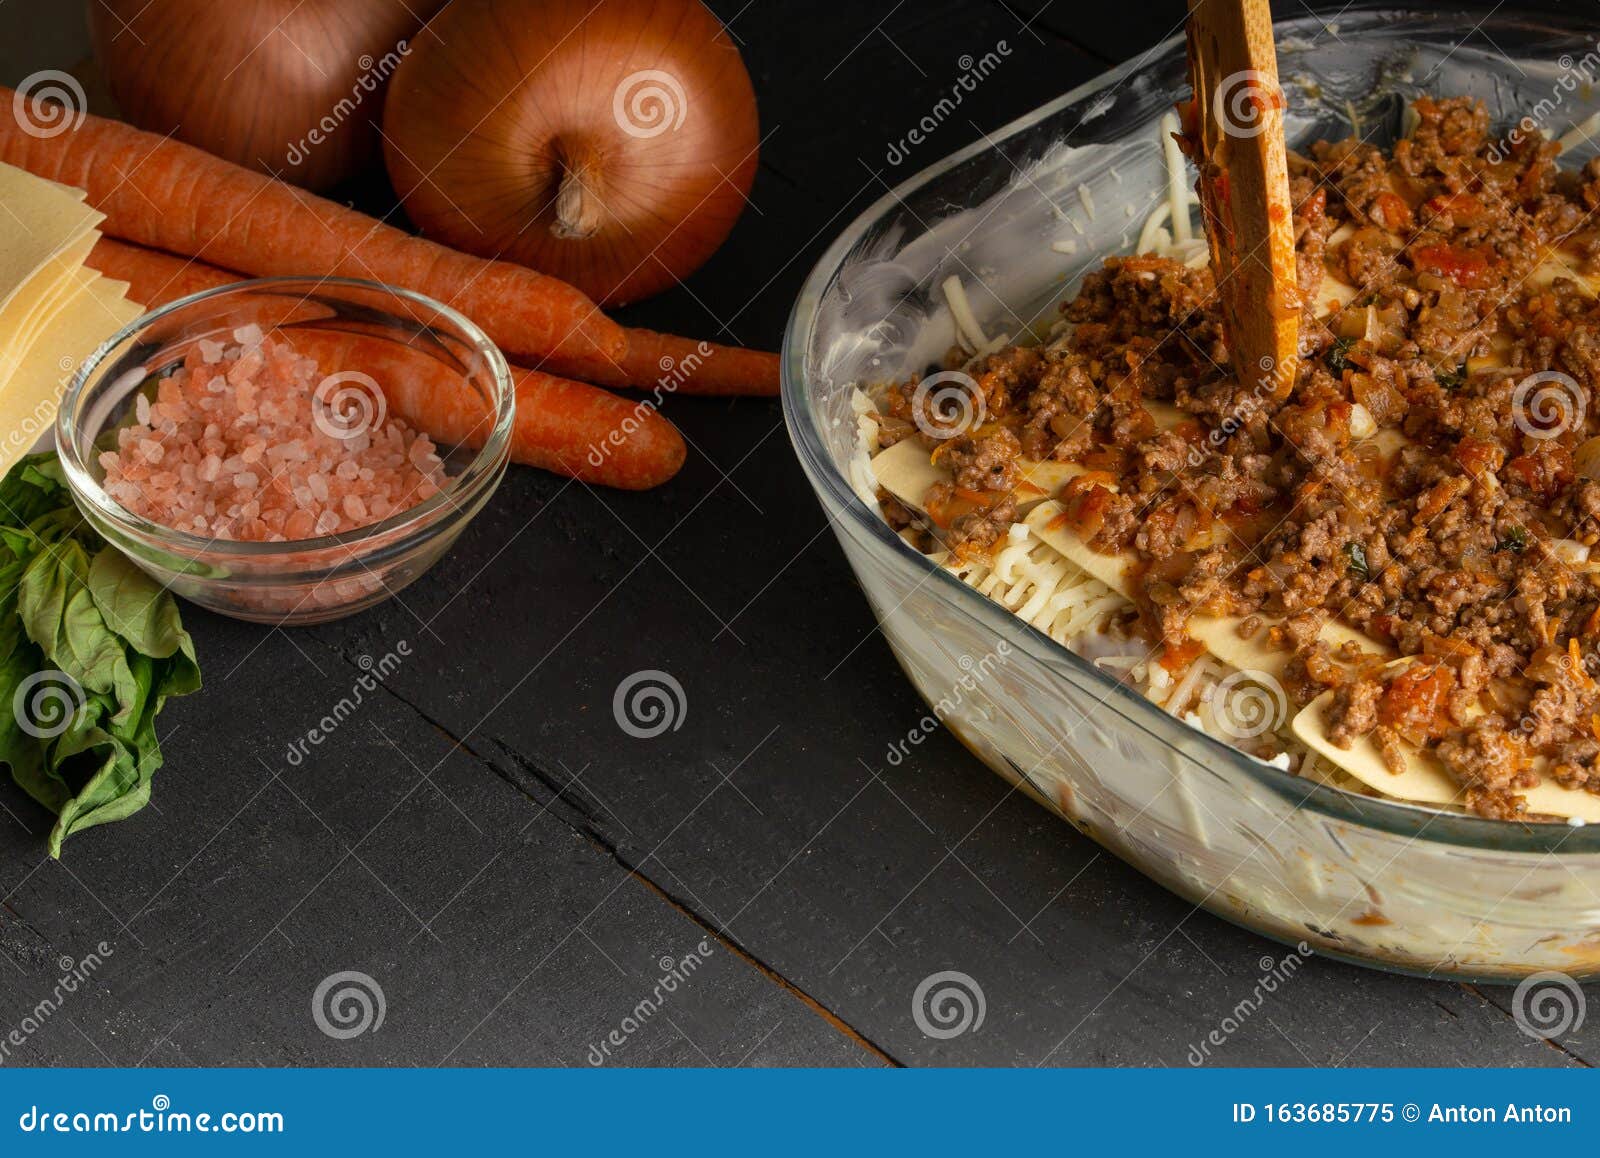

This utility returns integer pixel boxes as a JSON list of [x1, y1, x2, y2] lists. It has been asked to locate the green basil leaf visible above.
[[88, 548, 197, 673], [0, 452, 200, 856]]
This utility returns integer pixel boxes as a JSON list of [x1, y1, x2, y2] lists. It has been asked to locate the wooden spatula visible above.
[[1185, 0, 1300, 399]]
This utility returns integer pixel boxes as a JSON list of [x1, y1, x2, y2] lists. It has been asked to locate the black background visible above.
[[1, 0, 1597, 1066]]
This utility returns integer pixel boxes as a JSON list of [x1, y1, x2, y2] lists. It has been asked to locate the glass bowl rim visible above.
[[779, 5, 1600, 854], [56, 275, 516, 559]]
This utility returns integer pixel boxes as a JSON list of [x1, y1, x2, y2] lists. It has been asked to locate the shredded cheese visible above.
[[940, 274, 990, 352], [1560, 112, 1600, 154], [1159, 111, 1192, 244]]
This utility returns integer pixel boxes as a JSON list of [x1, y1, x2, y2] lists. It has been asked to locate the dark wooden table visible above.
[[2, 0, 1595, 1067]]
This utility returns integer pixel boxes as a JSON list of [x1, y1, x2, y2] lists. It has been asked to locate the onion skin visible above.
[[89, 0, 440, 191], [381, 0, 759, 306]]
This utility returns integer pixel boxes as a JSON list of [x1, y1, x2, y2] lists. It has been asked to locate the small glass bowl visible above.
[[57, 277, 514, 625]]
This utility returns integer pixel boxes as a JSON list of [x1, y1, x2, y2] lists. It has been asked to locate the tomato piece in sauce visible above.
[[1371, 192, 1414, 233], [1411, 243, 1494, 288], [1378, 660, 1457, 744]]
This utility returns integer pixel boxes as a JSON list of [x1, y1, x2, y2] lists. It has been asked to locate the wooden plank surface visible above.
[[0, 0, 1596, 1068]]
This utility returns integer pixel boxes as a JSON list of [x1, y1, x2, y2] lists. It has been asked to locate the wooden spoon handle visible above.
[[1185, 0, 1299, 399]]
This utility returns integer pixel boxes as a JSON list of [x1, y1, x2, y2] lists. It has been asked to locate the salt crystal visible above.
[[98, 333, 448, 543]]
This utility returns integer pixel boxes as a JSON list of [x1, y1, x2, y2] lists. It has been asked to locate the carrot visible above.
[[284, 331, 686, 491], [87, 237, 236, 301], [88, 240, 685, 490], [580, 327, 781, 397], [1, 89, 624, 371]]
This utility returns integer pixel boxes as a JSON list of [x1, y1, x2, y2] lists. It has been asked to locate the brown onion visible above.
[[381, 0, 759, 306], [90, 0, 440, 190]]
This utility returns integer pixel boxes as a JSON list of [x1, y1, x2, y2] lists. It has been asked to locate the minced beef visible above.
[[880, 97, 1600, 818]]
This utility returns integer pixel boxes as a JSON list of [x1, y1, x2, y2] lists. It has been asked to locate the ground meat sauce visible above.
[[884, 98, 1600, 819]]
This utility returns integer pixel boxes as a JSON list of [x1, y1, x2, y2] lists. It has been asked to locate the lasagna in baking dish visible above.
[[859, 97, 1600, 823]]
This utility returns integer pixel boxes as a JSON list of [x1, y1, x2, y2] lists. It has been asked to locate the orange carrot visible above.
[[285, 331, 686, 491], [88, 240, 685, 490], [88, 237, 236, 301], [581, 328, 781, 398], [1, 89, 624, 371]]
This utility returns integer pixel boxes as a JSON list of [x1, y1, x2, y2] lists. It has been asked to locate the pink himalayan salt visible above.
[[100, 334, 447, 542]]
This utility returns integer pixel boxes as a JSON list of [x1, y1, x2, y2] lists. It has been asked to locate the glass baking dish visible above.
[[782, 6, 1600, 981]]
